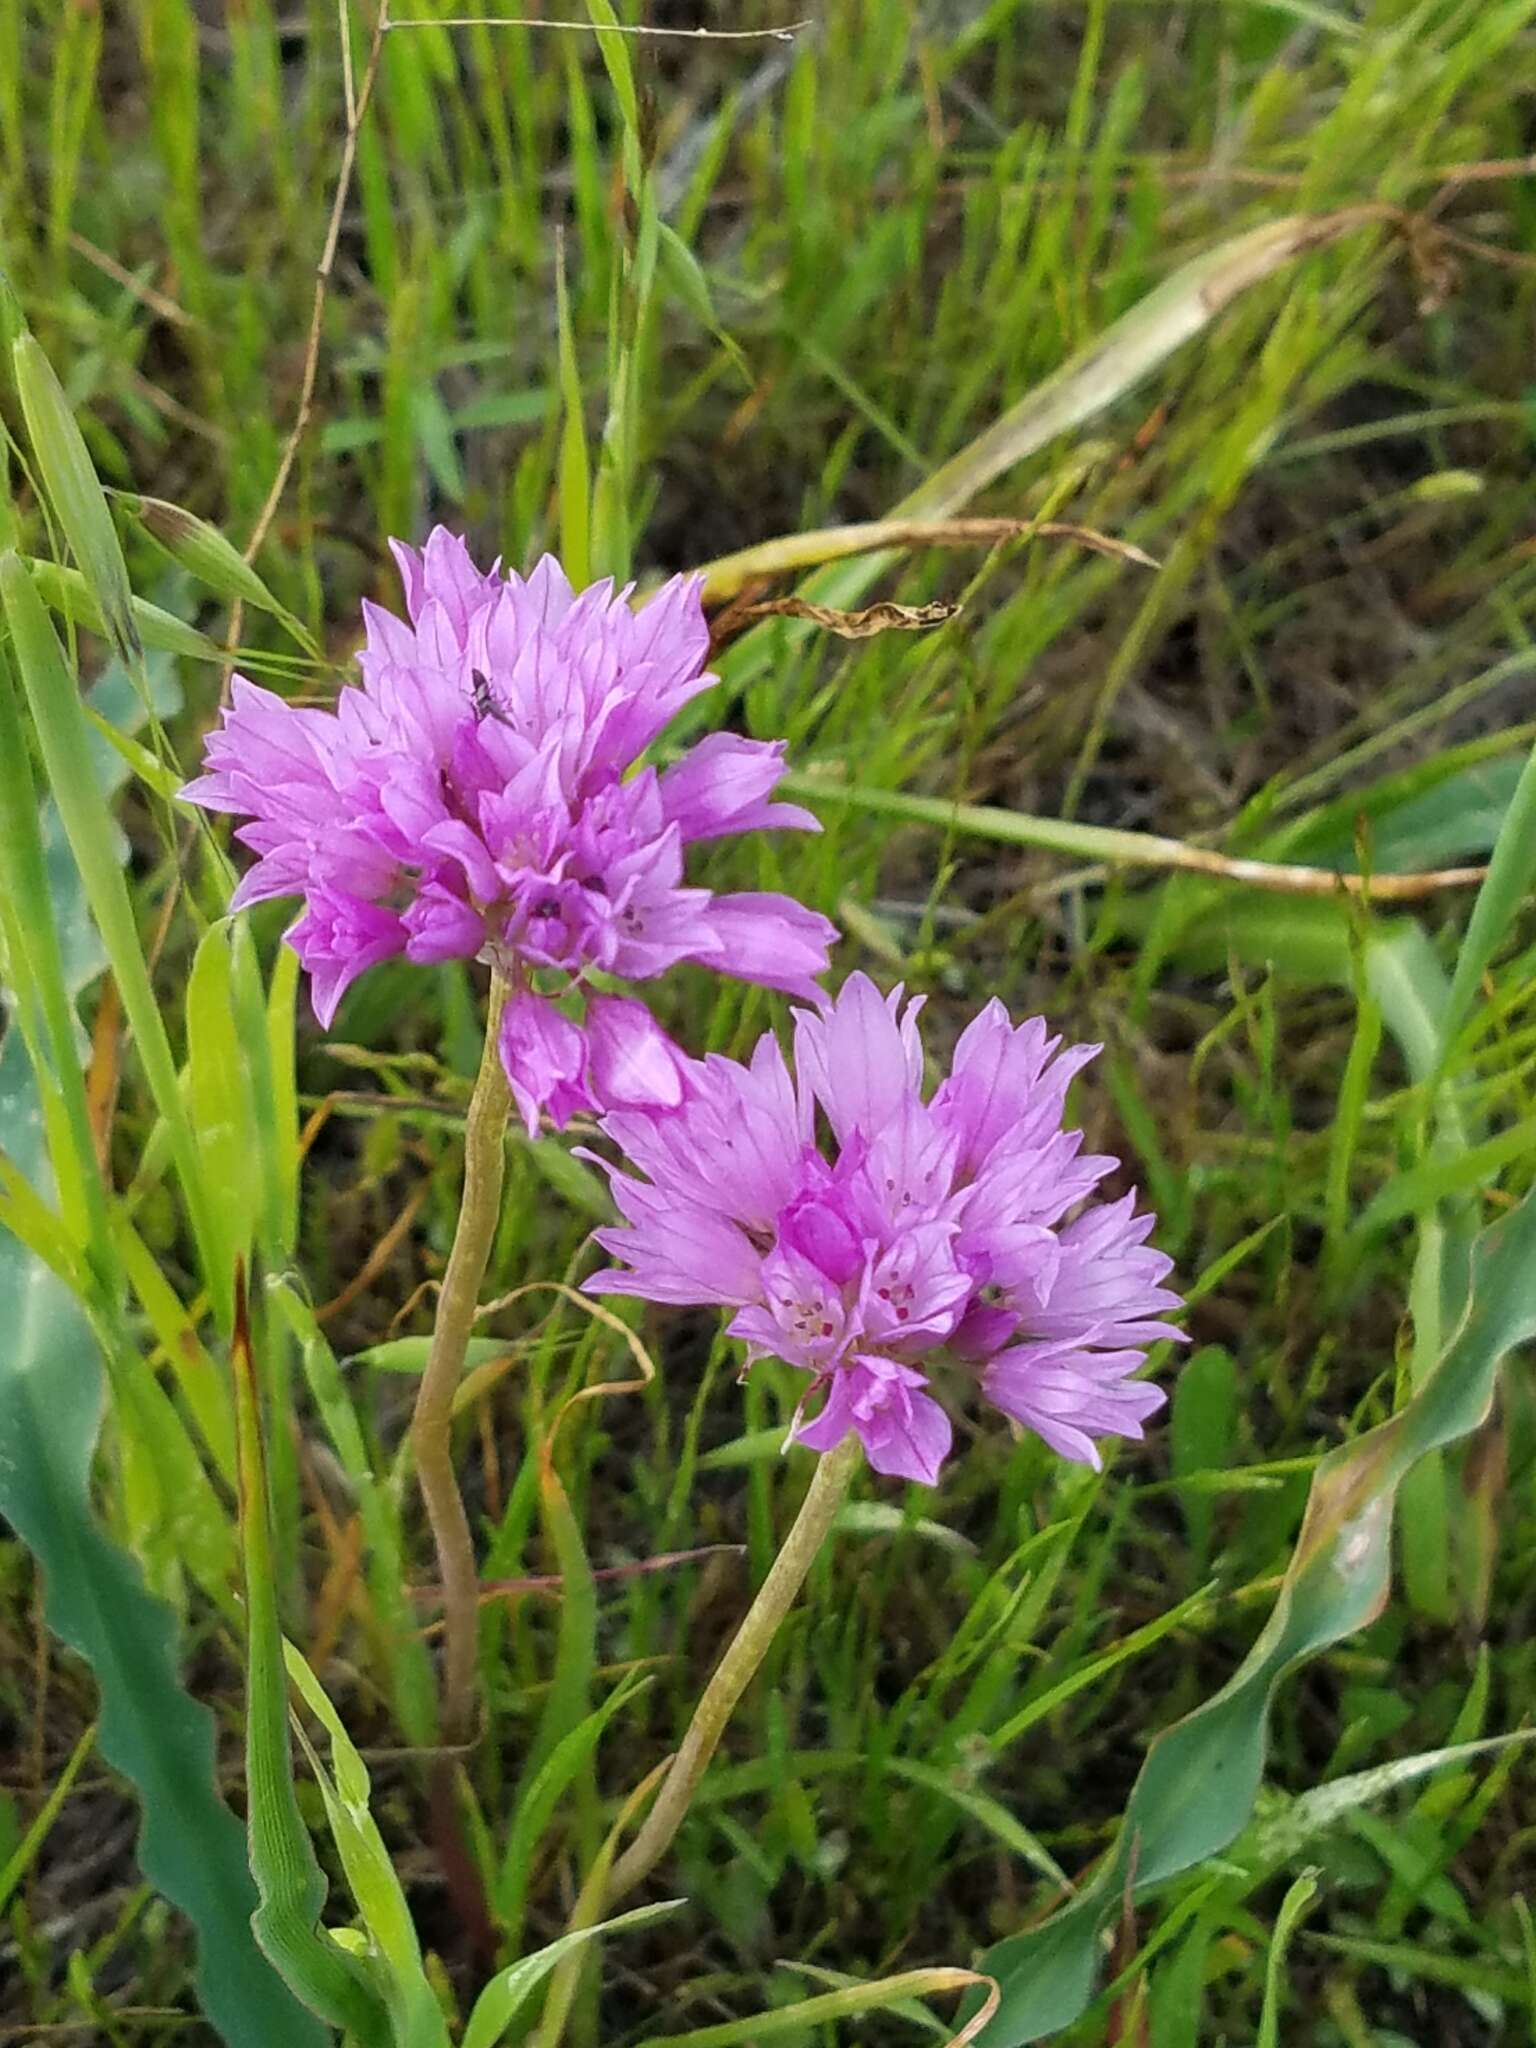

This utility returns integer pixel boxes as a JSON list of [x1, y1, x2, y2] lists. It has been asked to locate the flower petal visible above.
[[584, 996, 689, 1113], [498, 992, 592, 1138]]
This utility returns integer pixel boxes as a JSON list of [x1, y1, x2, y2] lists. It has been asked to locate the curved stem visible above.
[[605, 1434, 861, 1905], [411, 971, 511, 1746]]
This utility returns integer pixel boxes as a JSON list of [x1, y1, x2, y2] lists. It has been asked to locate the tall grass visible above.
[[3, 1, 1536, 2042]]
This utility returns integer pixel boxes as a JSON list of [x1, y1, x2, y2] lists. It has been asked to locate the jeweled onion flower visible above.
[[181, 528, 836, 1130], [585, 973, 1185, 1484]]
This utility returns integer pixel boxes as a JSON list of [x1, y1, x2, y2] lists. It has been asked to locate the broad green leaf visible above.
[[971, 1177, 1536, 2044], [0, 639, 112, 1257], [0, 1246, 323, 2048], [0, 640, 313, 2045], [1271, 750, 1521, 876]]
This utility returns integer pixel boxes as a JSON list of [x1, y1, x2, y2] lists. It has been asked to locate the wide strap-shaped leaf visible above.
[[0, 650, 325, 2047], [0, 1241, 325, 2047], [972, 1178, 1536, 2044]]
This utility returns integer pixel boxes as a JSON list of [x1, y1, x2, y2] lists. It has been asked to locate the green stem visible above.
[[411, 972, 512, 1746], [605, 1435, 861, 1905]]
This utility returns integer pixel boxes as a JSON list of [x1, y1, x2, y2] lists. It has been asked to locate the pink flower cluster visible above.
[[586, 975, 1184, 1485], [190, 530, 1184, 1482], [182, 529, 834, 1132]]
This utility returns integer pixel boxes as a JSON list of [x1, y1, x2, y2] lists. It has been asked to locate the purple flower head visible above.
[[182, 529, 836, 1129], [585, 973, 1185, 1486]]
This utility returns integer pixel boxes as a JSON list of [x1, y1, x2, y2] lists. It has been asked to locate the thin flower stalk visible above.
[[604, 1433, 861, 1906], [411, 971, 512, 1744], [581, 974, 1186, 1909]]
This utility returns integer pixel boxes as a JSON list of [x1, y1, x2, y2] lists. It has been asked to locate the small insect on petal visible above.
[[179, 529, 839, 1123]]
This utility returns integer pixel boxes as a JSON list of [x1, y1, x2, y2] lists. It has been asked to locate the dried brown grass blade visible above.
[[467, 1281, 658, 1460], [698, 517, 1158, 603], [737, 596, 959, 637], [695, 207, 1390, 622]]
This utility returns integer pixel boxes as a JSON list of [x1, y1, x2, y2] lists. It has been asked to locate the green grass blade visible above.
[[462, 1901, 682, 2048], [639, 1968, 993, 2047], [1249, 1731, 1536, 1868], [118, 490, 316, 649], [1439, 733, 1536, 1065], [263, 940, 302, 1256], [0, 1722, 94, 1915], [497, 1672, 649, 1944], [25, 555, 223, 661], [555, 236, 591, 590], [715, 209, 1388, 697], [12, 332, 142, 670], [0, 549, 224, 1317], [1256, 1873, 1320, 2048], [113, 1209, 235, 1481], [524, 1458, 598, 1786], [268, 1277, 437, 1746], [282, 1643, 448, 2046], [185, 921, 258, 1299]]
